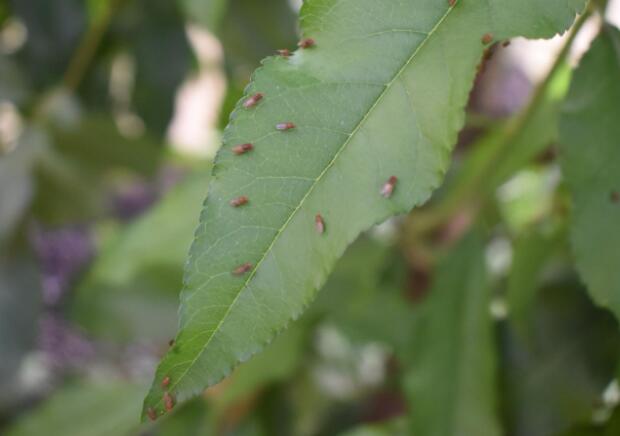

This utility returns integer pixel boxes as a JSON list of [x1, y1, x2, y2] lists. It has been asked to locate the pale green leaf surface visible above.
[[72, 171, 209, 342], [5, 382, 145, 436], [144, 0, 586, 417], [405, 232, 499, 436], [560, 26, 620, 319]]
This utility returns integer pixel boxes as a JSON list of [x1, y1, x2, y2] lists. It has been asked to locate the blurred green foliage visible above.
[[1, 0, 620, 435]]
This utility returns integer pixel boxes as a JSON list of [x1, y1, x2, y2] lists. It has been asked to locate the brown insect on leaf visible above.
[[481, 33, 494, 45], [233, 263, 253, 276], [381, 176, 398, 198], [315, 214, 325, 234], [230, 196, 249, 207], [161, 376, 171, 389], [277, 49, 291, 57], [168, 339, 175, 347], [163, 392, 175, 412], [147, 407, 158, 421], [502, 40, 511, 48], [448, 0, 456, 7], [243, 93, 263, 109], [298, 38, 315, 49], [276, 122, 296, 131], [232, 143, 253, 155]]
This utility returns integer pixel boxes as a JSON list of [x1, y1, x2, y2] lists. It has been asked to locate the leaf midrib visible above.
[[161, 5, 455, 404]]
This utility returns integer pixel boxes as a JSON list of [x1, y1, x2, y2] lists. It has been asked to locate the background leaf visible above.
[[560, 25, 620, 320], [501, 277, 620, 436], [4, 381, 145, 436], [73, 170, 209, 342], [0, 245, 41, 408], [405, 232, 500, 436]]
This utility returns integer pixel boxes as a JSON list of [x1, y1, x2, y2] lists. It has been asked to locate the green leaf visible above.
[[506, 228, 564, 338], [312, 237, 415, 360], [123, 0, 194, 137], [143, 0, 586, 417], [0, 55, 31, 104], [501, 278, 620, 436], [559, 25, 620, 320], [8, 0, 86, 90], [180, 0, 229, 32], [440, 63, 570, 214], [153, 397, 214, 436], [32, 115, 161, 224], [4, 381, 145, 436], [0, 246, 41, 408], [49, 116, 160, 176], [405, 232, 500, 436], [72, 171, 209, 342], [209, 321, 309, 412], [558, 410, 620, 436], [0, 129, 40, 242]]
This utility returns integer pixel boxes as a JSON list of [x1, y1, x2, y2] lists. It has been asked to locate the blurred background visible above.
[[1, 1, 620, 435]]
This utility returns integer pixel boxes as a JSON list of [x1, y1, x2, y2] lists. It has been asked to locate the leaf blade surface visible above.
[[144, 0, 586, 416]]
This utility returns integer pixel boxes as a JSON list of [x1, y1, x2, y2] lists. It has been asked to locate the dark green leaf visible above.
[[0, 55, 31, 104], [338, 418, 407, 436], [32, 115, 161, 223], [501, 278, 620, 436], [559, 25, 620, 320], [507, 228, 565, 338], [125, 0, 193, 137], [557, 410, 620, 436], [0, 247, 41, 408], [406, 232, 500, 436], [8, 0, 86, 89], [0, 129, 41, 242]]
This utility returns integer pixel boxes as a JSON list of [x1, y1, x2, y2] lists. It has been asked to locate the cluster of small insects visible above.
[[224, 37, 400, 278], [146, 375, 175, 421]]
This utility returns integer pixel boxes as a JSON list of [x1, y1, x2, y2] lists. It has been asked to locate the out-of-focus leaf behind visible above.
[[32, 115, 161, 224], [507, 228, 565, 339], [180, 0, 229, 32], [114, 0, 193, 137], [405, 232, 500, 436], [0, 246, 40, 408], [4, 382, 145, 436], [312, 237, 415, 360], [73, 170, 209, 342], [560, 25, 620, 321], [8, 0, 85, 90], [501, 278, 620, 436], [338, 418, 407, 436], [0, 130, 40, 241], [558, 410, 620, 436]]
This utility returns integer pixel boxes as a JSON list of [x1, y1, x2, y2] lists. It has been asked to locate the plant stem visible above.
[[62, 0, 128, 92]]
